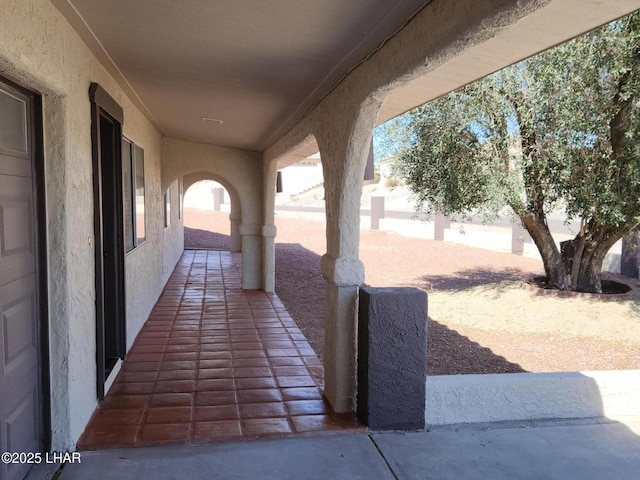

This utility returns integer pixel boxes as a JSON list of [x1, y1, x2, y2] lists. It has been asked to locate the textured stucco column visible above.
[[262, 224, 277, 292], [229, 210, 242, 252], [239, 224, 262, 289], [316, 96, 383, 412], [262, 158, 278, 292], [320, 255, 365, 411]]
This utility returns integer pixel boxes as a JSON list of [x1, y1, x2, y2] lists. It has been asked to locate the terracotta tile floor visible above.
[[78, 250, 364, 449]]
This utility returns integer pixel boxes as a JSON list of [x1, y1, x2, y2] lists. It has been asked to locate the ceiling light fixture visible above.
[[201, 116, 224, 124]]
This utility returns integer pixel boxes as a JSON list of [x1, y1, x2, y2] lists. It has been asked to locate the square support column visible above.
[[229, 212, 242, 252], [357, 286, 427, 430], [321, 255, 364, 412], [239, 224, 262, 289]]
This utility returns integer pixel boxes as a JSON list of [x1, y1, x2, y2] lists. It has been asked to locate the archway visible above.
[[182, 172, 242, 253], [184, 180, 232, 250]]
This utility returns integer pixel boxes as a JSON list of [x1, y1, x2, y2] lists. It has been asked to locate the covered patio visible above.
[[1, 1, 639, 470]]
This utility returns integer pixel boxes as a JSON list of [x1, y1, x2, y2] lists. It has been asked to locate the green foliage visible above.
[[391, 12, 640, 235], [374, 114, 413, 161], [382, 13, 640, 292]]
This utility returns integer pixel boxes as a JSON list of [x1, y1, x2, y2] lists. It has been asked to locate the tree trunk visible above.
[[560, 230, 622, 293], [520, 214, 568, 290]]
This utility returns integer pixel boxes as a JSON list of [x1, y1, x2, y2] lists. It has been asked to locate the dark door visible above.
[[90, 84, 126, 399], [0, 78, 45, 480]]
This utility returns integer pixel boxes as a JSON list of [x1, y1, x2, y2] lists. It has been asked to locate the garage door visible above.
[[0, 78, 42, 480]]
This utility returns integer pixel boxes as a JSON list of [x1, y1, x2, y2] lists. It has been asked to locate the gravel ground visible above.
[[184, 207, 640, 375]]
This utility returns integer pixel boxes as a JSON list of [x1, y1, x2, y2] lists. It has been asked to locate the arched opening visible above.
[[367, 15, 640, 379], [274, 152, 327, 357], [182, 173, 242, 253], [362, 13, 640, 424], [270, 12, 640, 420], [184, 180, 231, 250]]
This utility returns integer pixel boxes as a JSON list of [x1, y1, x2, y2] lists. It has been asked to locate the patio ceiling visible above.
[[53, 1, 640, 153], [54, 0, 428, 151]]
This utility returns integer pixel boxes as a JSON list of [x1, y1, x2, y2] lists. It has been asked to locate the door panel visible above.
[[0, 80, 41, 480], [1, 277, 37, 375], [0, 176, 35, 285], [0, 89, 30, 178], [1, 277, 38, 457]]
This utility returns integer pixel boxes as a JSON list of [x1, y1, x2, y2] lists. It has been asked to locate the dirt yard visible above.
[[184, 207, 640, 375]]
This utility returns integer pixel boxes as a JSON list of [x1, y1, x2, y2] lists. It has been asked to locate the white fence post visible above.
[[371, 196, 385, 230], [511, 216, 532, 255], [434, 213, 450, 241], [212, 187, 224, 211]]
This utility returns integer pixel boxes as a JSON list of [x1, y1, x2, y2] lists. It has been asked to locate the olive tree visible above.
[[392, 13, 640, 293]]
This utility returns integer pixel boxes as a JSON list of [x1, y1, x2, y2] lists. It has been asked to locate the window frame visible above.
[[178, 178, 183, 220], [164, 188, 171, 228], [122, 136, 146, 252]]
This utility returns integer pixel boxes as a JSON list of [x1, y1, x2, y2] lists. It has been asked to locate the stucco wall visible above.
[[162, 180, 185, 286], [0, 0, 169, 450], [278, 163, 324, 196], [122, 133, 166, 351], [161, 137, 262, 224], [426, 371, 640, 426]]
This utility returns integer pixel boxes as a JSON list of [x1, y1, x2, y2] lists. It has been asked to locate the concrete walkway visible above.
[[57, 419, 640, 479]]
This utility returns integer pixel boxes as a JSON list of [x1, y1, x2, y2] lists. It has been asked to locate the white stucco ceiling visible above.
[[58, 0, 429, 151], [378, 0, 640, 126], [54, 0, 640, 154]]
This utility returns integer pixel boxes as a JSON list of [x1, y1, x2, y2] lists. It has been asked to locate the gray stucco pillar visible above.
[[357, 286, 427, 430], [316, 96, 383, 412]]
